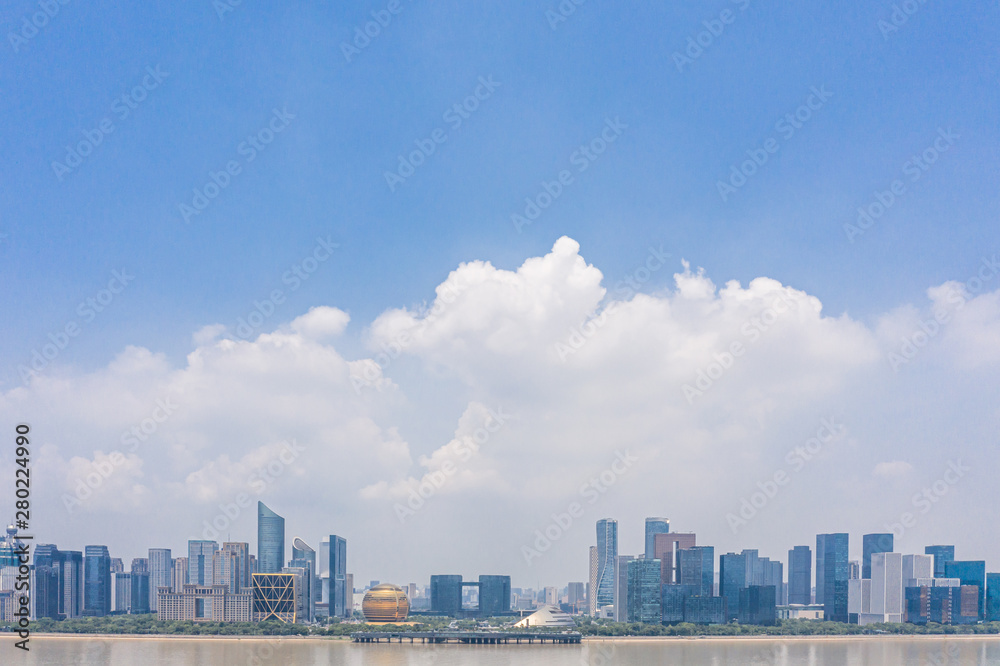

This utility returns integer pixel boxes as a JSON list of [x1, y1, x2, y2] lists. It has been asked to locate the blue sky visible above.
[[3, 2, 1000, 583], [3, 0, 997, 383]]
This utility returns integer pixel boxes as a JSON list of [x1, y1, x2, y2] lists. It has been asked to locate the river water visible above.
[[16, 635, 1000, 665]]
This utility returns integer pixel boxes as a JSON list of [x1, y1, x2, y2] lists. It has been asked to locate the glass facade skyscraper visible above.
[[595, 519, 618, 608], [478, 575, 511, 615], [148, 548, 172, 607], [430, 574, 463, 616], [643, 517, 669, 560], [257, 502, 285, 574], [327, 535, 348, 617], [626, 558, 661, 623], [987, 573, 1000, 622], [817, 533, 848, 622], [83, 545, 111, 617], [945, 560, 986, 620], [925, 545, 956, 578], [719, 552, 747, 621], [188, 540, 218, 586], [677, 546, 714, 597], [862, 533, 893, 579], [788, 545, 812, 605]]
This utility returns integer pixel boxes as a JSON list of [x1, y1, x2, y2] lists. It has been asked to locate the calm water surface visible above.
[[19, 636, 1000, 665]]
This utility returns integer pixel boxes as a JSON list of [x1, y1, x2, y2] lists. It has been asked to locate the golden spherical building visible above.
[[362, 584, 410, 623]]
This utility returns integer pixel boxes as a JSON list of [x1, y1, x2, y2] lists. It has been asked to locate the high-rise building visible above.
[[282, 566, 312, 622], [817, 533, 849, 622], [595, 519, 618, 609], [59, 550, 84, 619], [31, 544, 61, 620], [257, 502, 285, 574], [290, 537, 318, 609], [324, 535, 348, 618], [902, 554, 933, 585], [661, 584, 688, 623], [683, 595, 726, 624], [652, 532, 696, 585], [870, 552, 904, 622], [188, 541, 218, 586], [430, 575, 463, 616], [588, 546, 598, 616], [252, 573, 297, 622], [568, 582, 586, 614], [677, 546, 714, 597], [173, 557, 188, 592], [614, 555, 634, 621], [925, 545, 956, 578], [130, 572, 150, 613], [643, 518, 669, 560], [479, 575, 511, 616], [83, 545, 111, 617], [114, 572, 131, 613], [719, 552, 747, 621], [738, 585, 776, 625], [215, 542, 250, 593], [945, 560, 986, 620], [148, 548, 172, 610], [986, 573, 1000, 622], [626, 558, 661, 623], [862, 534, 893, 579]]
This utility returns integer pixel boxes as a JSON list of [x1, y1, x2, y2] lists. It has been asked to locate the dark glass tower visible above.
[[328, 535, 348, 617], [643, 517, 669, 560], [677, 546, 714, 597], [626, 558, 662, 623], [945, 560, 986, 620], [83, 545, 111, 617], [430, 574, 463, 616], [817, 533, 848, 622], [862, 533, 893, 579], [257, 501, 285, 574], [788, 545, 812, 605], [719, 552, 747, 621], [925, 545, 955, 578], [987, 573, 1000, 622], [595, 519, 618, 608], [478, 575, 511, 615]]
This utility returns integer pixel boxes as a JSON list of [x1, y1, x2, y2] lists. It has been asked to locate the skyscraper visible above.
[[113, 572, 131, 613], [643, 517, 669, 560], [652, 532, 696, 584], [862, 533, 893, 579], [59, 550, 84, 619], [788, 546, 812, 605], [478, 575, 511, 616], [677, 546, 714, 597], [326, 535, 348, 618], [987, 573, 1000, 622], [83, 545, 111, 617], [626, 558, 661, 623], [290, 537, 318, 611], [870, 552, 904, 622], [719, 552, 747, 621], [945, 560, 986, 620], [817, 533, 849, 622], [148, 548, 172, 608], [257, 502, 285, 574], [588, 545, 598, 616], [188, 540, 218, 586], [32, 545, 61, 620], [614, 554, 634, 621], [925, 545, 956, 578], [215, 542, 250, 592], [595, 519, 618, 609], [173, 557, 188, 591], [430, 575, 463, 616]]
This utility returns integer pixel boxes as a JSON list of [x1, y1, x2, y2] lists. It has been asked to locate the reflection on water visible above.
[[20, 636, 1000, 665]]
